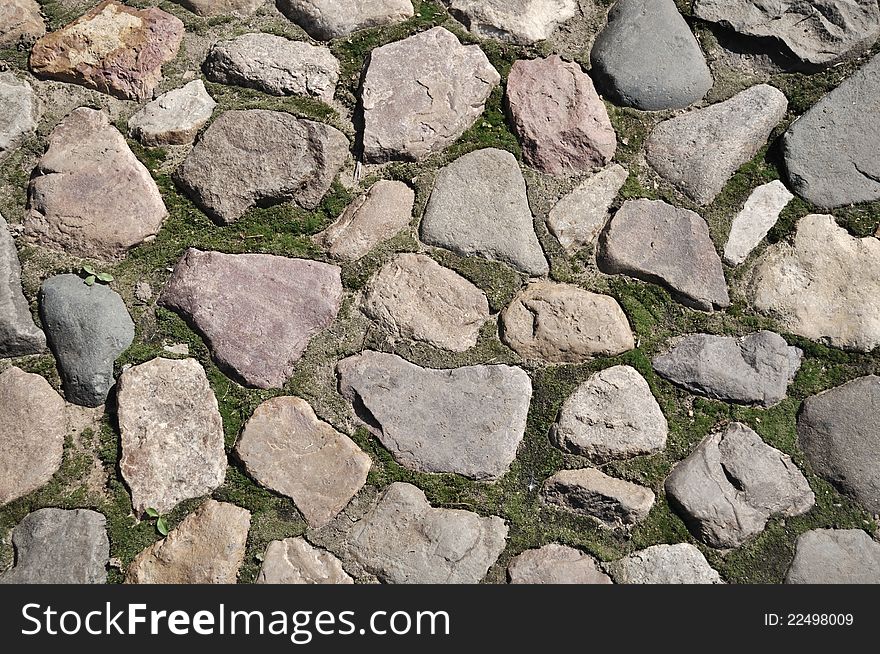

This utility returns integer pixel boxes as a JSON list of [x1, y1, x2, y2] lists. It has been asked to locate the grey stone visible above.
[[0, 509, 109, 584], [361, 27, 500, 162], [0, 72, 39, 158], [646, 84, 788, 205], [278, 0, 414, 40], [362, 253, 490, 352], [599, 199, 730, 311], [723, 180, 793, 265], [652, 331, 802, 408], [797, 376, 880, 514], [117, 357, 227, 515], [0, 214, 45, 357], [257, 537, 353, 584], [666, 422, 814, 548], [551, 365, 667, 461], [447, 0, 576, 44], [175, 109, 348, 224], [128, 79, 216, 146], [542, 468, 655, 527], [783, 52, 880, 208], [39, 274, 134, 407], [0, 0, 45, 46], [337, 351, 531, 480], [786, 529, 880, 584], [160, 249, 343, 389], [547, 164, 628, 252], [421, 148, 548, 275], [607, 543, 723, 584], [172, 0, 265, 17], [590, 0, 713, 110], [507, 544, 612, 584]]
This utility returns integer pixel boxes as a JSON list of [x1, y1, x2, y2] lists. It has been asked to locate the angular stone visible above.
[[652, 331, 802, 408], [0, 0, 45, 46], [257, 537, 353, 584], [607, 543, 723, 584], [175, 109, 348, 224], [501, 282, 634, 363], [551, 365, 667, 461], [236, 396, 371, 528], [666, 422, 814, 548], [590, 0, 713, 111], [797, 376, 880, 514], [646, 84, 788, 205], [0, 72, 39, 158], [129, 80, 216, 147], [362, 253, 490, 352], [786, 529, 880, 584], [547, 164, 628, 252], [0, 367, 65, 507], [361, 27, 500, 162], [316, 180, 414, 260], [723, 180, 793, 265], [337, 482, 507, 583], [447, 0, 577, 45], [421, 148, 548, 275], [0, 214, 45, 358], [204, 33, 339, 103], [24, 107, 168, 261], [173, 0, 265, 17], [39, 274, 134, 408], [0, 509, 109, 584], [126, 500, 251, 584], [783, 53, 880, 208], [694, 0, 880, 69], [337, 351, 531, 480], [599, 199, 730, 310], [542, 468, 655, 527], [117, 358, 227, 515], [506, 55, 615, 175], [749, 214, 880, 351], [507, 544, 612, 584], [278, 0, 414, 40], [160, 249, 343, 389], [29, 1, 184, 102]]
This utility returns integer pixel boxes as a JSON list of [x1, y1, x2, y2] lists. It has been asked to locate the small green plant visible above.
[[145, 507, 169, 536], [81, 264, 114, 286]]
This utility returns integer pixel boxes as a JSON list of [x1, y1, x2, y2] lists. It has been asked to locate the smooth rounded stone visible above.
[[159, 249, 343, 389], [652, 331, 802, 408], [337, 351, 531, 480], [590, 0, 713, 111], [749, 214, 880, 351], [0, 509, 109, 584], [547, 164, 629, 253], [129, 80, 216, 147], [173, 0, 265, 17], [338, 482, 508, 584], [0, 72, 39, 158], [257, 537, 353, 584], [723, 180, 793, 265], [500, 282, 634, 363], [541, 468, 655, 528], [23, 107, 168, 261], [507, 544, 612, 584], [783, 53, 880, 208], [175, 109, 348, 224], [361, 27, 500, 162], [126, 500, 251, 584], [694, 0, 880, 69], [204, 33, 339, 103], [39, 274, 134, 408], [316, 180, 414, 260], [29, 1, 184, 102], [551, 365, 667, 462], [278, 0, 414, 40], [797, 376, 880, 514], [606, 543, 723, 584], [599, 199, 730, 311], [235, 397, 371, 528], [506, 55, 616, 176], [362, 254, 490, 352], [421, 148, 548, 276], [786, 529, 880, 584], [0, 367, 65, 507], [446, 0, 577, 45], [117, 358, 227, 516], [646, 84, 788, 206], [0, 0, 45, 45], [0, 214, 45, 358], [666, 422, 814, 548]]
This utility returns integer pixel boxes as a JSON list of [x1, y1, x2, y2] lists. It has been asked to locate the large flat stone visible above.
[[0, 214, 45, 358], [257, 537, 353, 584], [0, 72, 39, 158], [446, 0, 577, 45], [278, 0, 414, 40], [542, 468, 655, 527], [0, 0, 45, 46], [128, 80, 216, 147], [785, 529, 880, 584], [507, 544, 611, 584], [607, 543, 723, 584]]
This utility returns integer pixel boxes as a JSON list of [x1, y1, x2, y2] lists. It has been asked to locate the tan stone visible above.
[[257, 537, 353, 584]]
